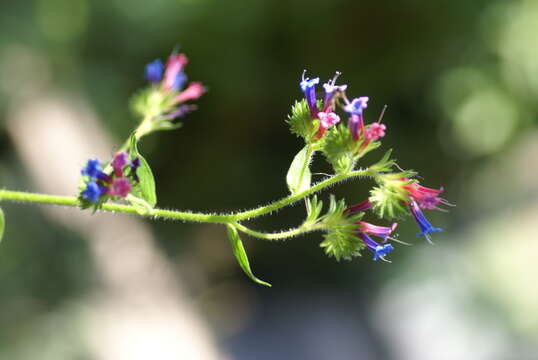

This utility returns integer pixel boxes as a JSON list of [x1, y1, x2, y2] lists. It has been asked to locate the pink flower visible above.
[[365, 122, 386, 141], [357, 221, 397, 242], [175, 82, 205, 103], [108, 177, 132, 197], [316, 111, 340, 138], [163, 53, 189, 91]]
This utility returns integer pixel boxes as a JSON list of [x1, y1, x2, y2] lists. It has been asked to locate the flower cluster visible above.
[[296, 71, 450, 262], [299, 71, 386, 145], [79, 152, 140, 206], [131, 50, 206, 136]]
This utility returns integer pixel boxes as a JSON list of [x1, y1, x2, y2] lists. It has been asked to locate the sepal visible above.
[[319, 195, 365, 261], [286, 99, 319, 142]]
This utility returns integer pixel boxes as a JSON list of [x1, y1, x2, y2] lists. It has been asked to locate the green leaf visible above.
[[227, 224, 271, 287], [0, 207, 4, 243], [129, 134, 157, 206], [286, 145, 313, 195]]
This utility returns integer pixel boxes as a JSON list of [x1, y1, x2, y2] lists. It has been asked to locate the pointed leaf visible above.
[[286, 146, 312, 195], [226, 224, 271, 287], [129, 134, 157, 206], [0, 207, 4, 243]]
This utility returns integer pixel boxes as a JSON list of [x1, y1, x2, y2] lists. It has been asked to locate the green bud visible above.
[[321, 123, 355, 174]]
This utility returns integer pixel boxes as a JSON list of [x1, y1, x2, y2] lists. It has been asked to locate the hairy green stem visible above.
[[0, 168, 374, 225], [232, 222, 324, 240]]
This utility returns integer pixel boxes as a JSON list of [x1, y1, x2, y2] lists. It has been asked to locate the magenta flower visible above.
[[108, 177, 132, 197], [357, 221, 397, 243], [111, 152, 129, 177], [346, 200, 372, 214], [404, 181, 447, 210], [316, 111, 340, 138]]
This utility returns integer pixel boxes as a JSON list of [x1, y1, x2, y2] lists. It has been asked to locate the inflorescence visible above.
[[0, 50, 451, 287]]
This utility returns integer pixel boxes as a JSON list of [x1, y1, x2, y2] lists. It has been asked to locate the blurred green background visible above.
[[1, 0, 538, 359]]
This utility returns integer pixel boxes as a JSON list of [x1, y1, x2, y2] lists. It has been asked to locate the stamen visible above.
[[377, 105, 388, 123]]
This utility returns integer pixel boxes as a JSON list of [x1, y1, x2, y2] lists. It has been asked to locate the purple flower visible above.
[[323, 73, 347, 111], [111, 152, 129, 177], [300, 71, 320, 119], [131, 158, 141, 183], [409, 200, 443, 243], [358, 232, 394, 261], [344, 97, 369, 115], [347, 114, 364, 140], [145, 59, 165, 83], [108, 177, 132, 198], [82, 181, 106, 203], [81, 159, 103, 179]]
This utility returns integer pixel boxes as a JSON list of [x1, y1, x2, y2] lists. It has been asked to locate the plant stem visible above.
[[233, 222, 324, 240], [0, 168, 374, 224]]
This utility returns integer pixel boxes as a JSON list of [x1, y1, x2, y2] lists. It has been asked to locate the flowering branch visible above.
[[0, 50, 452, 287]]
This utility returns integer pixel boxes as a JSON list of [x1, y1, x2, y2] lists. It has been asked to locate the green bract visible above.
[[319, 196, 365, 261]]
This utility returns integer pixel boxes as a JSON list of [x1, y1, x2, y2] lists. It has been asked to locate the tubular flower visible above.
[[358, 232, 394, 261], [409, 200, 442, 243], [163, 53, 189, 91], [404, 181, 446, 210], [344, 97, 369, 140], [316, 111, 340, 138], [175, 82, 205, 103], [300, 71, 320, 119], [346, 200, 372, 214], [323, 73, 347, 112], [357, 221, 397, 243], [144, 59, 165, 83]]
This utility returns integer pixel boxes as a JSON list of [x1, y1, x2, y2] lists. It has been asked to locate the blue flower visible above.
[[170, 72, 187, 91], [409, 200, 443, 243], [81, 159, 103, 179], [300, 71, 320, 118], [358, 232, 394, 261], [145, 59, 165, 83], [82, 181, 105, 203]]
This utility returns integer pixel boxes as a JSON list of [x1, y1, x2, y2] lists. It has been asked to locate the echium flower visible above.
[[344, 97, 369, 140], [79, 152, 141, 205], [358, 232, 394, 261], [300, 70, 320, 119], [142, 50, 206, 122], [322, 72, 347, 112], [404, 181, 448, 211], [357, 221, 397, 243], [409, 200, 442, 243], [346, 199, 372, 214], [316, 111, 340, 138]]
